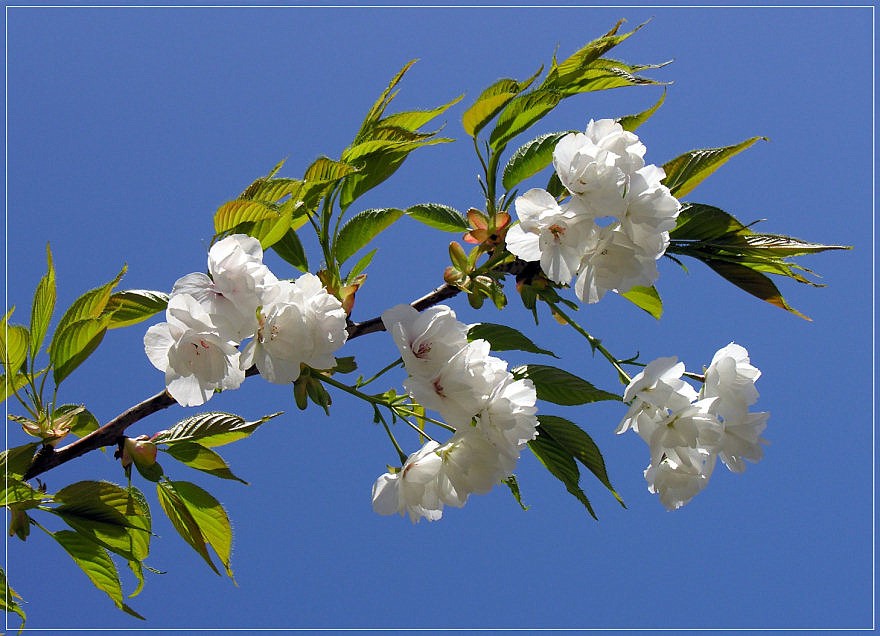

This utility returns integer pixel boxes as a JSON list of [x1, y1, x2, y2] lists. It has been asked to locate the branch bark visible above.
[[21, 280, 466, 481]]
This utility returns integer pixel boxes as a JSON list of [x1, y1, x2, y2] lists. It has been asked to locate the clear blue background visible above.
[[4, 5, 874, 632]]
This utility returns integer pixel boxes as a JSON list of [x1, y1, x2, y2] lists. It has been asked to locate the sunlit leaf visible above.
[[334, 208, 404, 265], [462, 68, 542, 138], [704, 259, 809, 320], [0, 443, 39, 480], [619, 285, 663, 319], [50, 315, 112, 384], [489, 89, 563, 152], [50, 265, 126, 343], [156, 480, 219, 576], [104, 290, 169, 329], [406, 203, 469, 232], [618, 89, 667, 132], [0, 324, 29, 377], [52, 530, 144, 619], [162, 442, 248, 484], [171, 481, 235, 580], [270, 228, 309, 273], [29, 243, 56, 356], [213, 199, 278, 235], [1, 478, 46, 507], [662, 137, 766, 198], [0, 566, 26, 626], [152, 411, 282, 448], [502, 131, 573, 192]]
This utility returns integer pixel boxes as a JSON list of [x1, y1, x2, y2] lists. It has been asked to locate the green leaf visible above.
[[543, 19, 644, 88], [467, 323, 556, 357], [241, 177, 304, 204], [462, 68, 542, 138], [345, 249, 377, 284], [162, 442, 248, 484], [103, 290, 169, 329], [53, 480, 151, 563], [406, 203, 469, 232], [29, 243, 56, 356], [489, 89, 563, 152], [662, 137, 766, 198], [704, 259, 809, 320], [619, 285, 663, 319], [213, 199, 278, 235], [528, 433, 596, 520], [669, 202, 750, 241], [1, 478, 46, 507], [50, 314, 112, 384], [0, 443, 39, 480], [152, 411, 282, 448], [52, 530, 144, 619], [354, 59, 418, 143], [513, 364, 620, 405], [537, 415, 624, 506], [2, 372, 37, 405], [378, 94, 463, 132], [334, 208, 404, 265], [156, 479, 220, 576], [50, 265, 126, 342], [0, 566, 26, 626], [549, 57, 668, 96], [270, 228, 309, 273], [170, 480, 235, 579], [52, 403, 100, 438], [502, 131, 573, 192], [618, 89, 667, 132], [0, 324, 29, 377], [503, 475, 528, 511]]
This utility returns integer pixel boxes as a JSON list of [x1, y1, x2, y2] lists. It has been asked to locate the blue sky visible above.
[[4, 5, 874, 632]]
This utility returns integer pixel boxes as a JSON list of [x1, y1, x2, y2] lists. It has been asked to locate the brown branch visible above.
[[20, 279, 469, 481]]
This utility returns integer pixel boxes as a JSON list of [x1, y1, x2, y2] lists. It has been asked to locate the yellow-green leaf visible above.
[[29, 243, 56, 356], [662, 137, 766, 198], [162, 442, 248, 484]]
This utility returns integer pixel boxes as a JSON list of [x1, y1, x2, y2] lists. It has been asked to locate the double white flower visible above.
[[145, 235, 348, 406], [505, 119, 680, 304], [371, 304, 538, 522], [618, 343, 769, 510]]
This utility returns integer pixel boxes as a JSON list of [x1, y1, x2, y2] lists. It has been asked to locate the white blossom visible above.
[[172, 234, 278, 342], [717, 410, 769, 473], [371, 441, 446, 523], [437, 428, 516, 498], [635, 397, 723, 465], [645, 447, 717, 511], [239, 273, 348, 384], [702, 342, 762, 422], [475, 374, 539, 460], [618, 356, 699, 434], [403, 339, 507, 428], [381, 304, 469, 380], [573, 225, 660, 303], [143, 293, 244, 407]]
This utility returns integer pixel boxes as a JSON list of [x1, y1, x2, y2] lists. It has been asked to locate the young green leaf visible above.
[[406, 203, 469, 232], [537, 415, 624, 506], [214, 199, 279, 235], [0, 442, 39, 480], [669, 202, 750, 241], [528, 433, 596, 519], [704, 259, 809, 320], [618, 88, 667, 132], [29, 243, 56, 356], [462, 68, 542, 138], [378, 94, 463, 132], [489, 89, 563, 153], [1, 372, 36, 405], [502, 131, 574, 192], [156, 479, 220, 576], [334, 208, 405, 265], [152, 411, 282, 448], [103, 290, 169, 329], [467, 323, 557, 357], [354, 59, 418, 143], [1, 478, 47, 507], [50, 265, 126, 342], [503, 475, 528, 511], [512, 364, 620, 405], [662, 137, 766, 198], [52, 530, 144, 619], [50, 314, 113, 384], [619, 285, 663, 319], [170, 481, 235, 580], [0, 324, 29, 377], [0, 566, 27, 626], [162, 442, 248, 484]]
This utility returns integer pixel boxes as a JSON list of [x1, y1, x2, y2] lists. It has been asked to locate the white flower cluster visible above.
[[618, 343, 769, 510], [371, 304, 539, 522], [144, 235, 348, 406], [506, 119, 681, 303]]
